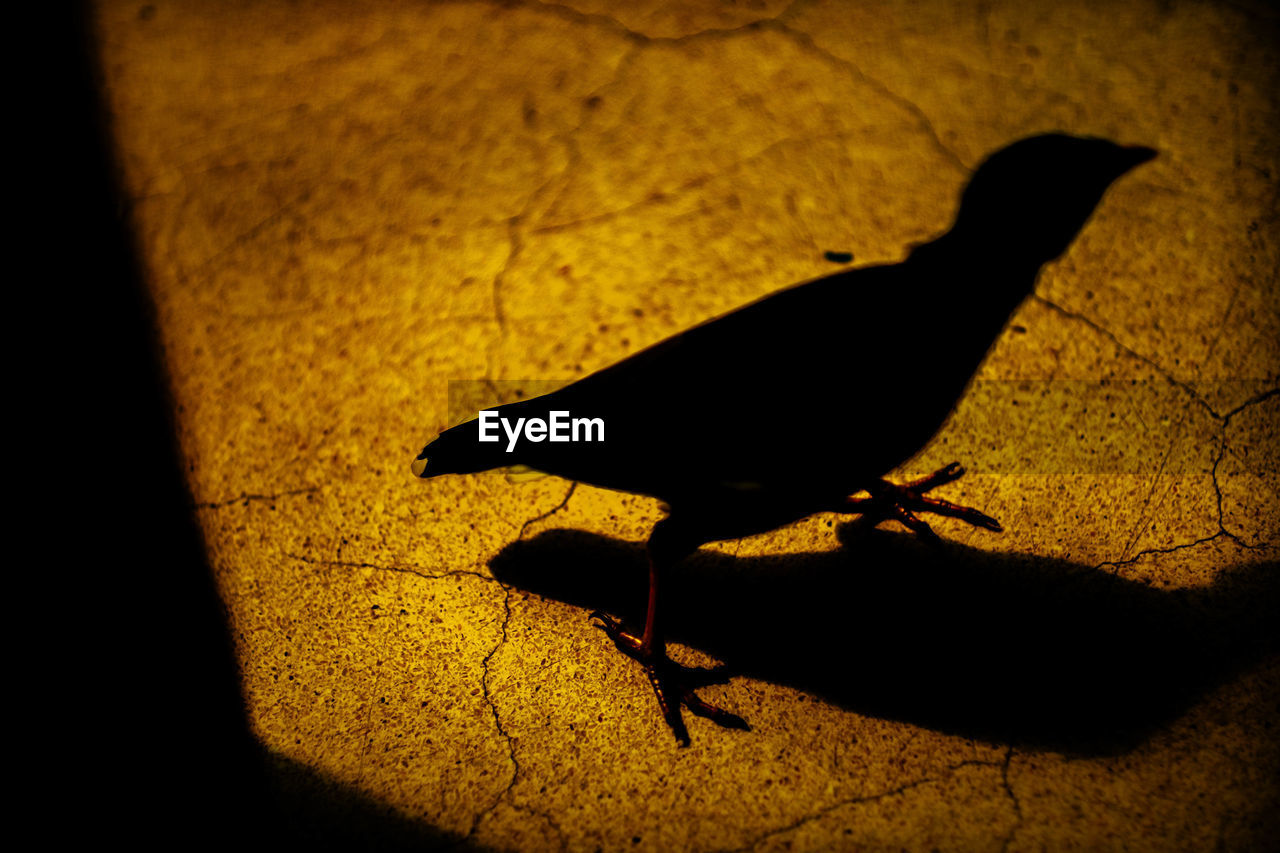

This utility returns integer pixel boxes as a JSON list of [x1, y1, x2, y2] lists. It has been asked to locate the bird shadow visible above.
[[489, 525, 1278, 756]]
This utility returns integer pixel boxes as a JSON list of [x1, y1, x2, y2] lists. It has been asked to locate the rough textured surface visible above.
[[97, 0, 1278, 849]]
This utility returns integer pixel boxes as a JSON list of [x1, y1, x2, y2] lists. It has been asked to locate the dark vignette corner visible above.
[[53, 3, 475, 848]]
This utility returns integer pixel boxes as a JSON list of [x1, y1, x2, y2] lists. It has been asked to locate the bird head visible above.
[[949, 134, 1156, 268]]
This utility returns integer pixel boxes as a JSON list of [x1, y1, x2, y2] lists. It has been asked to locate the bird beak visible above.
[[411, 454, 429, 477], [1120, 145, 1158, 169]]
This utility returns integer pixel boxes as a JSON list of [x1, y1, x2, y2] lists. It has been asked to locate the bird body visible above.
[[412, 134, 1156, 743], [420, 250, 1025, 538]]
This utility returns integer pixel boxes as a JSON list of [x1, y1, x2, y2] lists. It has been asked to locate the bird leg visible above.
[[589, 518, 750, 747], [837, 461, 1003, 540]]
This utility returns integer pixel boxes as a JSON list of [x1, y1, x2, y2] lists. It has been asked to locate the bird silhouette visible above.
[[411, 134, 1156, 745]]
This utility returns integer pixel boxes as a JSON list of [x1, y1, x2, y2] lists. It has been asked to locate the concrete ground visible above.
[[97, 0, 1277, 849]]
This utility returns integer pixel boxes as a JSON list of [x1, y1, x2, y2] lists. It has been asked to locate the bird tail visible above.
[[411, 417, 513, 479]]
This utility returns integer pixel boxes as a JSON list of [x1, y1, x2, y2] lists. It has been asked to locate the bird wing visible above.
[[504, 263, 949, 500]]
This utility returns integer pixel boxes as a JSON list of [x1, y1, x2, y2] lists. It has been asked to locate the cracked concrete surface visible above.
[[97, 0, 1277, 849]]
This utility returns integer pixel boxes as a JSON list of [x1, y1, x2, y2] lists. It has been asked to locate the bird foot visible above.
[[842, 461, 1003, 540], [589, 611, 750, 747]]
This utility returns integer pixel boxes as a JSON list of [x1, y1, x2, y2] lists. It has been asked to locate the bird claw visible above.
[[588, 609, 618, 632], [843, 460, 1003, 537], [589, 610, 644, 656], [589, 611, 750, 747]]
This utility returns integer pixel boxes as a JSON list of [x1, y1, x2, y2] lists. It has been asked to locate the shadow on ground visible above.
[[491, 525, 1279, 755], [262, 752, 488, 851]]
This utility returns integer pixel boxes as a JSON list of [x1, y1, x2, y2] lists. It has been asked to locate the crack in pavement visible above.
[[526, 0, 974, 185], [291, 482, 579, 845], [482, 38, 639, 379], [286, 551, 499, 585], [286, 551, 520, 844], [999, 746, 1024, 853], [463, 480, 578, 844], [512, 802, 570, 852], [464, 580, 518, 844], [1220, 386, 1279, 422], [1116, 393, 1197, 564], [485, 175, 564, 379], [719, 756, 1008, 852], [1034, 293, 1278, 561], [1032, 295, 1220, 418], [529, 129, 866, 237], [764, 20, 972, 174], [522, 42, 644, 236], [1208, 388, 1279, 549], [1096, 387, 1279, 569], [476, 0, 967, 255], [521, 0, 812, 44], [194, 485, 319, 509], [518, 481, 578, 540], [1033, 296, 1277, 424], [176, 189, 313, 284], [1128, 259, 1275, 529]]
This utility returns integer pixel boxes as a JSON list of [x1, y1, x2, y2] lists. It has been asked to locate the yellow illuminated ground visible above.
[[98, 0, 1277, 849]]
